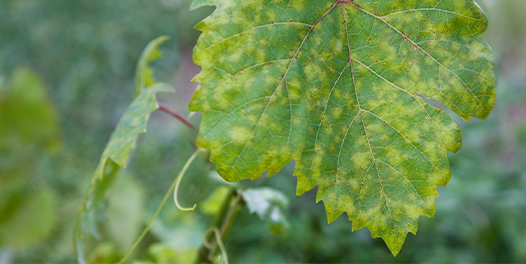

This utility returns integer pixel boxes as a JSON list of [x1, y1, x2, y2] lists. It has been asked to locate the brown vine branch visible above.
[[158, 102, 196, 130]]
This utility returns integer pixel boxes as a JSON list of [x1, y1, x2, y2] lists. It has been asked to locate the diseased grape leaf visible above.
[[75, 36, 173, 263], [75, 83, 173, 263], [93, 83, 174, 180], [189, 0, 496, 255]]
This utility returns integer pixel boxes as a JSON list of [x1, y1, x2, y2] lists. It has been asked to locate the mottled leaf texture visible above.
[[189, 0, 496, 255], [75, 84, 173, 263]]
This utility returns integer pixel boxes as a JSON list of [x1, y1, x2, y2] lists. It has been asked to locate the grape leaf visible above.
[[189, 0, 496, 255], [75, 83, 173, 262], [75, 36, 172, 262], [93, 83, 173, 181]]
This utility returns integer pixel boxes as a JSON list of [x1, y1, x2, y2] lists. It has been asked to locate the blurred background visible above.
[[0, 0, 525, 263]]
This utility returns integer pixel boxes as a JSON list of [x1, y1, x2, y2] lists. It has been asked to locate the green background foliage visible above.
[[0, 0, 526, 263]]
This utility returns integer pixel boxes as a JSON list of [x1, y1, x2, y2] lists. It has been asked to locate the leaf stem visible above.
[[158, 102, 195, 130]]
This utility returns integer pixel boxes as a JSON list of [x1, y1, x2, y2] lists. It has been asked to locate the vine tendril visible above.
[[117, 150, 201, 264], [174, 149, 201, 211], [203, 227, 229, 264]]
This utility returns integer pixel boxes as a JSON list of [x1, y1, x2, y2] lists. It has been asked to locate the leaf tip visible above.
[[327, 214, 337, 225], [383, 232, 408, 257]]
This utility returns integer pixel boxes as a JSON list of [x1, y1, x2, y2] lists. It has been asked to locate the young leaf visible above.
[[242, 188, 290, 236], [189, 0, 496, 255], [75, 83, 173, 262]]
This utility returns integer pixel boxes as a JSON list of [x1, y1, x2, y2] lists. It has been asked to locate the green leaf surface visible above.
[[75, 83, 173, 262], [242, 187, 290, 236], [94, 83, 173, 180], [189, 0, 496, 255], [134, 36, 170, 96]]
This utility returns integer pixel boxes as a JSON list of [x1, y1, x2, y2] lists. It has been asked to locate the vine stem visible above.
[[158, 102, 195, 130], [220, 190, 243, 236], [117, 150, 202, 264]]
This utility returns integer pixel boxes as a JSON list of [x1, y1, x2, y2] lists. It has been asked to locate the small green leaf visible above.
[[134, 36, 170, 96], [190, 0, 496, 255], [242, 187, 290, 236], [75, 83, 173, 262]]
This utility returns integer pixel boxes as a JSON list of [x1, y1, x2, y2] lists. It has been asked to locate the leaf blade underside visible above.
[[189, 0, 496, 255]]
